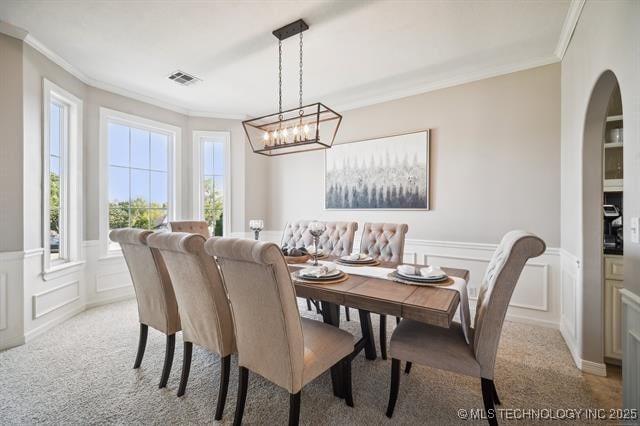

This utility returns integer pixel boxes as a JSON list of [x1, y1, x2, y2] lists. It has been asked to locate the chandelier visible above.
[[243, 19, 342, 156]]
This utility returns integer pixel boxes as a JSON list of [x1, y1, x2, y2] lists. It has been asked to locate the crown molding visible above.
[[3, 12, 571, 120], [0, 20, 28, 40], [554, 0, 586, 60], [335, 55, 560, 113]]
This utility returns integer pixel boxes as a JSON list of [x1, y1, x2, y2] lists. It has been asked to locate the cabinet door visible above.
[[604, 279, 624, 360]]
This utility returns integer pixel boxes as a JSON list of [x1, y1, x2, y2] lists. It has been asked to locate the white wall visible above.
[[558, 0, 640, 406], [268, 63, 561, 246]]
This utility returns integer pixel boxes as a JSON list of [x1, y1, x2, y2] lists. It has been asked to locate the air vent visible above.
[[168, 70, 201, 86]]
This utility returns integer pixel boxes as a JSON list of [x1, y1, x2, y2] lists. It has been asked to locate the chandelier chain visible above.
[[299, 30, 304, 111], [278, 39, 283, 116]]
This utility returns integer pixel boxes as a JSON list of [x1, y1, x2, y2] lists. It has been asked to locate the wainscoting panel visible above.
[[559, 249, 582, 369], [622, 289, 640, 411], [96, 271, 132, 293], [0, 272, 7, 330], [32, 280, 80, 319]]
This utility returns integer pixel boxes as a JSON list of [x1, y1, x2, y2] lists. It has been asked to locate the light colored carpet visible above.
[[1, 299, 596, 425]]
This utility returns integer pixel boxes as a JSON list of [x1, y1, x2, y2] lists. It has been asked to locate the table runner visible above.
[[311, 260, 472, 344]]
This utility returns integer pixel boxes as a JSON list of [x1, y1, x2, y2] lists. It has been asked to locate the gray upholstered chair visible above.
[[281, 220, 358, 256], [282, 220, 358, 317], [358, 222, 409, 360], [386, 231, 546, 425], [109, 228, 181, 388], [169, 220, 210, 238], [146, 232, 236, 420], [205, 238, 355, 426]]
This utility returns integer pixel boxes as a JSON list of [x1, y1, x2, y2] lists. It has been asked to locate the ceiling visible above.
[[0, 0, 572, 118]]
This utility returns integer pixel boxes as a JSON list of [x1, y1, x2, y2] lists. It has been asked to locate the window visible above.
[[43, 79, 82, 274], [193, 131, 230, 237], [100, 108, 181, 254]]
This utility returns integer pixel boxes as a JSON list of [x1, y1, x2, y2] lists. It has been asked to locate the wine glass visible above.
[[308, 221, 326, 266], [249, 219, 264, 241]]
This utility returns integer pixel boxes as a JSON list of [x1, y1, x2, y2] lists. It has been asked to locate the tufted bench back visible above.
[[359, 223, 409, 264], [169, 221, 210, 238], [281, 220, 358, 257]]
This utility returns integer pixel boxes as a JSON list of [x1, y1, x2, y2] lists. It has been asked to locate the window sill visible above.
[[43, 260, 86, 281]]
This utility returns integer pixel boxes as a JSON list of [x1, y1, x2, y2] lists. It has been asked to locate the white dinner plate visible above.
[[299, 268, 342, 279], [397, 270, 447, 281]]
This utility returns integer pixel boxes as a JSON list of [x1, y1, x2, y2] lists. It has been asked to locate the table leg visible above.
[[321, 301, 345, 399], [358, 309, 377, 360]]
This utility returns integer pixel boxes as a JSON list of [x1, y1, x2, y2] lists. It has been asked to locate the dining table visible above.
[[289, 256, 470, 399]]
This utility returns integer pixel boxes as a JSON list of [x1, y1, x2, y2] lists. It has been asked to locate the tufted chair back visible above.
[[170, 221, 210, 238], [109, 228, 181, 335], [473, 230, 545, 378], [281, 220, 358, 256], [205, 238, 306, 393], [359, 223, 409, 264], [146, 232, 236, 357]]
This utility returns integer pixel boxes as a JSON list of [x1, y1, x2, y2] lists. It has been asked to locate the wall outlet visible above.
[[631, 217, 640, 244]]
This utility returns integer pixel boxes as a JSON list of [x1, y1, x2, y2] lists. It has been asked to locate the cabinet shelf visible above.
[[606, 115, 623, 122], [604, 142, 624, 149]]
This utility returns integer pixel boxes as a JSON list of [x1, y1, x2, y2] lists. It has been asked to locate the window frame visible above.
[[42, 79, 83, 277], [192, 130, 231, 236], [99, 107, 182, 257]]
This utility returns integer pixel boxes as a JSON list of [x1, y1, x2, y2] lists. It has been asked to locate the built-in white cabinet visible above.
[[603, 115, 623, 192], [604, 255, 624, 360]]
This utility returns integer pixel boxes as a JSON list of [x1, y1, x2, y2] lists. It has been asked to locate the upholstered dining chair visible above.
[[205, 238, 355, 426], [109, 228, 181, 388], [282, 220, 358, 318], [385, 230, 546, 425], [359, 222, 409, 360], [146, 232, 236, 421], [169, 220, 210, 237]]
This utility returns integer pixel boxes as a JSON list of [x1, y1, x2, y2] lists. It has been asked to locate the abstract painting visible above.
[[325, 130, 429, 209]]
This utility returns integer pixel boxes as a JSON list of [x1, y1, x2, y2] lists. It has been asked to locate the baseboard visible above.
[[581, 360, 607, 376], [0, 334, 25, 352], [85, 293, 135, 311], [24, 305, 85, 343]]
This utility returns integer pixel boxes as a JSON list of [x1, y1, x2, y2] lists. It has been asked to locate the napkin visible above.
[[345, 253, 368, 261], [300, 263, 337, 278], [306, 246, 323, 255], [397, 264, 418, 275], [420, 266, 445, 278]]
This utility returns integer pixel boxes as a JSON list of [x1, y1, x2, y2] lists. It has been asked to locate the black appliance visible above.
[[603, 192, 623, 254]]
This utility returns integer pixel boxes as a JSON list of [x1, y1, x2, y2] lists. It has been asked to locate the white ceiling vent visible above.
[[168, 70, 201, 86]]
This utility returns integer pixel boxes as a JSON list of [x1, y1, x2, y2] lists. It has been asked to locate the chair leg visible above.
[[306, 298, 312, 311], [215, 355, 231, 420], [133, 323, 148, 369], [386, 358, 401, 418], [492, 381, 501, 405], [481, 378, 498, 426], [233, 366, 249, 426], [345, 306, 351, 321], [343, 358, 354, 407], [380, 314, 387, 360], [404, 362, 412, 374], [288, 391, 301, 426], [159, 334, 175, 388], [395, 316, 400, 325], [177, 341, 193, 397]]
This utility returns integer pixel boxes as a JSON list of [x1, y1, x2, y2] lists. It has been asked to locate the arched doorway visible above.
[[582, 70, 622, 367]]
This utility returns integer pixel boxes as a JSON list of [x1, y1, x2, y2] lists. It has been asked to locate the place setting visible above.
[[335, 253, 380, 267], [388, 264, 454, 286], [291, 262, 349, 285]]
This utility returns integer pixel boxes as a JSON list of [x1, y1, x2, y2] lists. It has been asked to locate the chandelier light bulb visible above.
[[293, 126, 299, 135], [263, 132, 269, 141], [282, 128, 289, 137], [303, 124, 310, 135]]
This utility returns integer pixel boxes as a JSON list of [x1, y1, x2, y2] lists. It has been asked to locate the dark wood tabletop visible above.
[[291, 258, 469, 329]]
